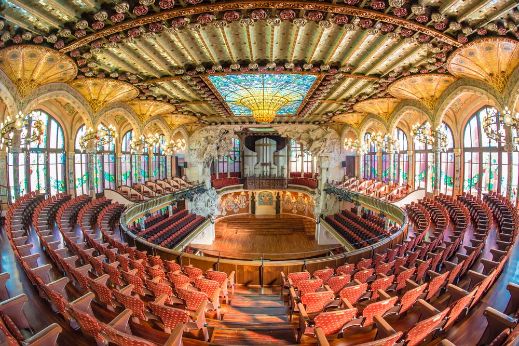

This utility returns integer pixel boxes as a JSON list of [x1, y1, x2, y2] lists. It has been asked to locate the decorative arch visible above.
[[388, 100, 432, 133], [144, 115, 172, 141], [94, 102, 142, 136], [21, 83, 94, 128], [0, 69, 19, 118], [357, 114, 388, 141], [503, 66, 519, 111], [340, 125, 359, 145], [434, 78, 506, 126]]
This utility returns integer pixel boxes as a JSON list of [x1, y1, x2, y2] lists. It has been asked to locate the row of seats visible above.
[[339, 178, 412, 201], [283, 192, 516, 345], [118, 177, 193, 202], [5, 192, 234, 345]]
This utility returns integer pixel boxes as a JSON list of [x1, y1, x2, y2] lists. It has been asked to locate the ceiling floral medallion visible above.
[[127, 99, 176, 122], [0, 45, 77, 98], [69, 78, 139, 113], [353, 97, 400, 120]]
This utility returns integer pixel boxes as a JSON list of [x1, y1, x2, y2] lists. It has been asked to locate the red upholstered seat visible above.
[[312, 308, 358, 336], [296, 279, 323, 296], [288, 271, 311, 286], [167, 272, 191, 290], [177, 288, 208, 311], [339, 283, 368, 305], [113, 290, 147, 321], [354, 268, 375, 284], [361, 296, 398, 327], [184, 266, 203, 280], [327, 275, 351, 294], [313, 268, 334, 284], [300, 291, 336, 315], [145, 279, 174, 302], [370, 275, 395, 300], [426, 271, 449, 300], [405, 308, 449, 346], [399, 283, 427, 314], [148, 302, 189, 333], [337, 264, 355, 276]]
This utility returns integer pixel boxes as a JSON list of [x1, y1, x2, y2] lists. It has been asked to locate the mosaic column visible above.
[[505, 125, 514, 197], [67, 151, 75, 196], [407, 149, 414, 189], [355, 153, 361, 178], [433, 134, 441, 195], [0, 150, 8, 204], [377, 149, 382, 180], [115, 151, 121, 188]]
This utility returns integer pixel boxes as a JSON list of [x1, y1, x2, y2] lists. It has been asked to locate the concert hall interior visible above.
[[0, 0, 518, 345]]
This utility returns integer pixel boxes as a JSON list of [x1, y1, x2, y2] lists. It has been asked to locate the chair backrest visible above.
[[327, 275, 351, 294], [70, 308, 103, 340], [370, 275, 395, 300], [443, 288, 476, 330], [297, 278, 323, 296], [340, 283, 368, 305], [426, 271, 449, 300], [148, 303, 189, 331], [354, 269, 374, 284], [195, 278, 220, 297], [205, 271, 227, 286], [337, 264, 355, 276], [113, 290, 147, 321], [405, 308, 449, 346], [399, 283, 427, 315], [287, 271, 311, 285], [167, 272, 191, 289], [313, 268, 334, 283], [184, 266, 203, 280], [395, 267, 416, 291], [356, 331, 404, 346], [314, 308, 358, 336], [362, 296, 398, 326], [301, 291, 335, 314], [177, 288, 208, 311]]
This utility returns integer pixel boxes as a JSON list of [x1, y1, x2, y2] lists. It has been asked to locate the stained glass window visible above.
[[439, 123, 455, 195], [121, 130, 133, 186], [414, 125, 434, 192], [207, 74, 317, 117], [152, 135, 167, 179], [463, 106, 507, 196], [363, 133, 378, 180], [94, 124, 116, 193], [511, 130, 519, 206], [392, 128, 408, 185], [7, 110, 66, 200]]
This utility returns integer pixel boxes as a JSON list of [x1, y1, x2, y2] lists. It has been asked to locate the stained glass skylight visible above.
[[208, 74, 317, 118]]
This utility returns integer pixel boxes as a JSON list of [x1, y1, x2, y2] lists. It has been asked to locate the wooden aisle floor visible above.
[[190, 214, 339, 260]]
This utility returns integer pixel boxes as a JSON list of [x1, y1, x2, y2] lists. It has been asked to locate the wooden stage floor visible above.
[[190, 214, 340, 260]]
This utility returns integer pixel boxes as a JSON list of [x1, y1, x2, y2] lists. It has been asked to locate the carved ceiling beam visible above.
[[1, 14, 44, 35], [438, 0, 463, 15], [60, 0, 461, 53], [45, 0, 78, 20], [457, 0, 492, 23], [9, 0, 61, 30], [477, 0, 518, 27]]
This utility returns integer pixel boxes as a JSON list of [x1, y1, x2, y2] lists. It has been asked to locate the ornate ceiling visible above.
[[0, 0, 518, 129]]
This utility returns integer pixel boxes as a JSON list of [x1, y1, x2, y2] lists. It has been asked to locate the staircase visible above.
[[208, 287, 298, 345]]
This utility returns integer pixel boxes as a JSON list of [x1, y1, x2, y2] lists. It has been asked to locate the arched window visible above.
[[392, 128, 408, 185], [8, 110, 66, 200], [94, 124, 116, 193], [414, 125, 434, 192], [74, 126, 88, 195], [152, 135, 167, 180], [139, 143, 149, 183], [439, 123, 455, 195], [121, 130, 133, 186], [289, 139, 313, 175], [363, 133, 377, 179], [463, 106, 507, 196]]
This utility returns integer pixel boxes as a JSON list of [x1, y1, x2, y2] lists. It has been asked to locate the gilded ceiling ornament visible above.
[[0, 21, 4, 30], [388, 0, 405, 7], [22, 32, 32, 41], [75, 20, 89, 30], [93, 11, 108, 22], [267, 18, 281, 26], [279, 9, 296, 21], [1, 32, 11, 42], [293, 18, 307, 27], [70, 78, 139, 113], [0, 45, 78, 98], [319, 20, 332, 29], [115, 2, 129, 13], [411, 5, 426, 16]]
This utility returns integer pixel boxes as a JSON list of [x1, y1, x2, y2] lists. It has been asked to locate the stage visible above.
[[189, 214, 341, 260]]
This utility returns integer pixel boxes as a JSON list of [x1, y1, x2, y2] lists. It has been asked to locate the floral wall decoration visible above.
[[275, 124, 341, 157], [188, 125, 241, 165], [281, 191, 315, 218], [218, 191, 250, 216]]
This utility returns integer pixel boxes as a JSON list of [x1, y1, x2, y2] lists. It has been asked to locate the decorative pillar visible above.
[[376, 149, 382, 180], [115, 151, 122, 188], [67, 151, 76, 196], [407, 150, 414, 189], [86, 149, 96, 198], [433, 134, 441, 195], [453, 148, 462, 195], [0, 150, 9, 204], [388, 152, 395, 183], [355, 153, 361, 178]]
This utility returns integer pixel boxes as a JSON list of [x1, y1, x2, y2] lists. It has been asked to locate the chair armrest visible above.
[[505, 282, 519, 315], [30, 264, 52, 284], [47, 277, 70, 296], [163, 323, 184, 346], [109, 309, 132, 334], [480, 259, 499, 274], [341, 298, 355, 310], [439, 339, 456, 346], [406, 279, 419, 290], [191, 300, 207, 329], [94, 274, 110, 286], [24, 323, 62, 346], [297, 303, 310, 322], [118, 284, 134, 295], [70, 292, 95, 315], [315, 327, 330, 346], [416, 299, 440, 318], [0, 294, 29, 330], [446, 284, 468, 302], [0, 272, 10, 300], [373, 315, 397, 337], [377, 289, 391, 300]]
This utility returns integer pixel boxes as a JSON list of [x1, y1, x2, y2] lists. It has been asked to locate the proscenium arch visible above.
[[388, 99, 432, 133], [433, 78, 506, 127], [21, 83, 94, 128]]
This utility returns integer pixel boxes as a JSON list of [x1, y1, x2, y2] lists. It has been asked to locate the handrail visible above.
[[119, 182, 409, 268]]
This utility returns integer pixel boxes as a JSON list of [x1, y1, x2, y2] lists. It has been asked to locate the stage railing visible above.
[[120, 182, 408, 286]]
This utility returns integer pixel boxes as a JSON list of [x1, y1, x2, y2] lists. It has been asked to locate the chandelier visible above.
[[130, 133, 161, 154], [79, 124, 117, 152], [344, 138, 368, 154], [482, 106, 519, 148], [0, 111, 44, 150], [236, 94, 291, 123], [163, 138, 186, 155], [382, 134, 398, 153], [411, 121, 448, 152]]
